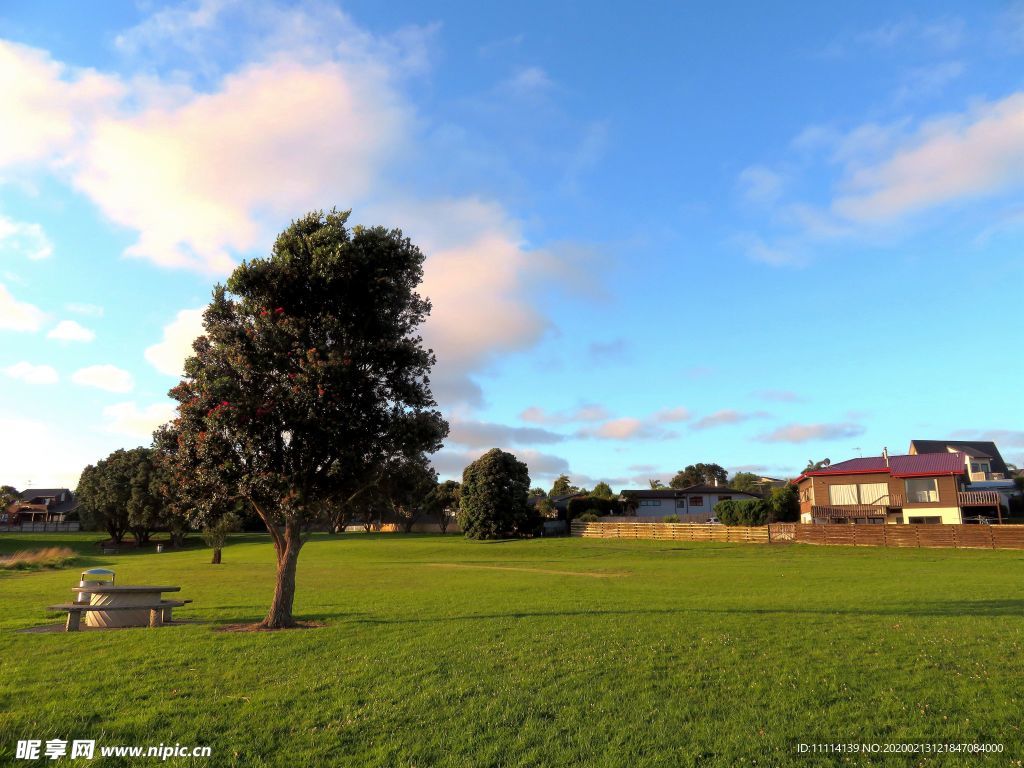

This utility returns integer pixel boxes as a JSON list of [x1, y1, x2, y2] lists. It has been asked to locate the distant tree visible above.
[[201, 512, 242, 564], [528, 487, 548, 498], [125, 447, 169, 544], [155, 210, 448, 628], [804, 458, 831, 472], [591, 481, 615, 499], [0, 485, 18, 520], [549, 474, 581, 497], [76, 449, 144, 544], [426, 480, 461, 534], [459, 448, 531, 539], [535, 496, 556, 518], [728, 472, 761, 493], [381, 455, 437, 533], [648, 479, 666, 490], [670, 463, 728, 489]]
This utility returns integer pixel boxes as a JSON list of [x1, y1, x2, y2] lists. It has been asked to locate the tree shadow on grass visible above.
[[305, 599, 1024, 626]]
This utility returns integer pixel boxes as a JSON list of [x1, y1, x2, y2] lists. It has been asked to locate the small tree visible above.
[[549, 474, 581, 497], [715, 499, 770, 526], [648, 479, 666, 490], [202, 512, 242, 564], [76, 450, 138, 543], [766, 484, 799, 522], [528, 487, 547, 498], [459, 448, 531, 539], [426, 480, 461, 533], [381, 455, 437, 533], [728, 472, 761, 493], [591, 481, 615, 500]]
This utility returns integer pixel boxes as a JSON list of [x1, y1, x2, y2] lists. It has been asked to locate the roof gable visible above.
[[910, 440, 1008, 476]]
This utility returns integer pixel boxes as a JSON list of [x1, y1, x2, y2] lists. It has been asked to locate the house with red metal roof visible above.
[[792, 451, 1001, 525]]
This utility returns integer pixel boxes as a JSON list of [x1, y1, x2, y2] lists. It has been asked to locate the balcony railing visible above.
[[958, 491, 1001, 507], [811, 505, 889, 519]]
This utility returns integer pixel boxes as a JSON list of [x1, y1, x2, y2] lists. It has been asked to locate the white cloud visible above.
[[0, 215, 53, 260], [145, 308, 205, 377], [3, 362, 58, 384], [0, 415, 92, 489], [653, 407, 691, 423], [0, 283, 45, 331], [520, 403, 610, 425], [834, 93, 1024, 223], [47, 320, 95, 342], [757, 422, 865, 443], [691, 409, 766, 430], [71, 364, 134, 393], [65, 302, 104, 317], [103, 401, 177, 439], [737, 165, 784, 206], [446, 418, 565, 448]]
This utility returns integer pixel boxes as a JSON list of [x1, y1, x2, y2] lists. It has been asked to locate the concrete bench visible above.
[[47, 600, 187, 631]]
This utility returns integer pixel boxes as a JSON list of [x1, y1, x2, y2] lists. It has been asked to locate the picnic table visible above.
[[48, 585, 190, 631]]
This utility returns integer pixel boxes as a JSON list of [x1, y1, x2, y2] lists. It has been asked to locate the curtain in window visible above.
[[828, 484, 858, 505], [858, 483, 889, 506]]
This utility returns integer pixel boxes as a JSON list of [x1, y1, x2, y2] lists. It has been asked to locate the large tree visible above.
[[156, 210, 447, 628], [76, 449, 143, 543], [590, 481, 615, 500], [669, 463, 728, 489], [459, 448, 531, 539], [728, 471, 761, 494]]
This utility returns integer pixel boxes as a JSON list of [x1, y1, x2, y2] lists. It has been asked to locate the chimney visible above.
[[882, 447, 889, 467]]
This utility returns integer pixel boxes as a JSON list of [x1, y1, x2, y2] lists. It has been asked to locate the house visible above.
[[620, 485, 761, 522], [6, 489, 79, 524], [908, 439, 1010, 481], [792, 452, 1002, 525]]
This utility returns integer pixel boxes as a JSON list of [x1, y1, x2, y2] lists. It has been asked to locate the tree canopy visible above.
[[549, 474, 581, 497], [590, 481, 616, 499], [669, 463, 728, 489], [156, 209, 447, 628], [459, 448, 532, 539], [727, 472, 761, 493]]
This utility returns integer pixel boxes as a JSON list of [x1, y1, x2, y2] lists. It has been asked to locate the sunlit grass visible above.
[[0, 546, 76, 571], [1, 532, 1022, 766]]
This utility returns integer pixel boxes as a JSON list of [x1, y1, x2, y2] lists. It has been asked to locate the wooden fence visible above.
[[0, 521, 80, 533], [570, 521, 1024, 550], [796, 523, 1024, 549], [570, 520, 770, 543]]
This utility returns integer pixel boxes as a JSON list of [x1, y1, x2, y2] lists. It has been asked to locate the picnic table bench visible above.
[[47, 585, 192, 631], [47, 600, 189, 631]]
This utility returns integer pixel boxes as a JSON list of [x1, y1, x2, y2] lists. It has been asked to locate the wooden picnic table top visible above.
[[71, 585, 181, 594]]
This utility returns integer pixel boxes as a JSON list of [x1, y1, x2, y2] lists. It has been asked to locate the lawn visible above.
[[1, 533, 1022, 767]]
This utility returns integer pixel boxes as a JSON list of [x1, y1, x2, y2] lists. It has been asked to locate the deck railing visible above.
[[958, 490, 1001, 506]]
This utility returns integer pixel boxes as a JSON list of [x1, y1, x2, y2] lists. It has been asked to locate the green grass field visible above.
[[1, 533, 1022, 767]]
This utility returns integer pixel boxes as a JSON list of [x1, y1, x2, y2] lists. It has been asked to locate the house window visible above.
[[905, 478, 939, 503], [689, 496, 704, 507], [828, 484, 859, 505], [639, 499, 662, 507], [907, 515, 941, 524], [675, 499, 686, 510]]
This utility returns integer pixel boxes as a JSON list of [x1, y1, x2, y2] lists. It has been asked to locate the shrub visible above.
[[565, 495, 621, 520], [576, 512, 600, 522], [662, 514, 681, 523], [766, 485, 799, 522], [714, 499, 771, 526]]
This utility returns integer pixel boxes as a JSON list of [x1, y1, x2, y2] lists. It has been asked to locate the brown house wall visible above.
[[797, 472, 962, 515]]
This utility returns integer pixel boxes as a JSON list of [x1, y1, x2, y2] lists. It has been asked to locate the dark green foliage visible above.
[[155, 209, 447, 627], [590, 481, 615, 499], [459, 448, 531, 539], [566, 495, 621, 519], [766, 484, 800, 522], [76, 447, 171, 543], [714, 499, 771, 526], [380, 455, 438, 533], [576, 512, 599, 522], [549, 474, 581, 497], [670, 463, 728, 489], [728, 472, 761, 493], [425, 480, 461, 533]]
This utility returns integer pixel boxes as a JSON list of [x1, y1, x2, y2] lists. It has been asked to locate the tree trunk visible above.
[[261, 523, 302, 628], [211, 548, 222, 564]]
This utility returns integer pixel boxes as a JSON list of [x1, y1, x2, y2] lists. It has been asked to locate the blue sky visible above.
[[1, 0, 1022, 490]]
